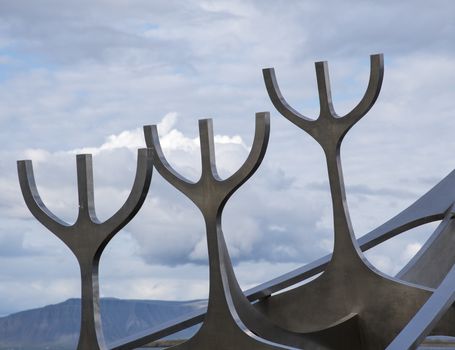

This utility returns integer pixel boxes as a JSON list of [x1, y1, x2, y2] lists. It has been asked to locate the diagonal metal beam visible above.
[[386, 261, 455, 350], [397, 205, 455, 288]]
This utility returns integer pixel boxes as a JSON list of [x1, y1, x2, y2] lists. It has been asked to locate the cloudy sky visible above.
[[0, 0, 454, 316]]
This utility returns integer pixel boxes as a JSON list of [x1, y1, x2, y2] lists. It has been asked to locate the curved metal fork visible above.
[[144, 112, 270, 210], [143, 113, 329, 350], [17, 149, 153, 350], [263, 54, 383, 143]]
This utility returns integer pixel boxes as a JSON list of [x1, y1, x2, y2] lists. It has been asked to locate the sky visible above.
[[0, 0, 454, 316]]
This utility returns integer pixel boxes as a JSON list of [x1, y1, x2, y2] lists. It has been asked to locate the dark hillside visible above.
[[0, 298, 205, 349]]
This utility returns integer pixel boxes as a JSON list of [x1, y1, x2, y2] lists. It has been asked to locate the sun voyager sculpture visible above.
[[17, 53, 455, 350]]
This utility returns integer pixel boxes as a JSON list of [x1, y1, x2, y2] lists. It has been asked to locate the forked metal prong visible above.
[[102, 148, 153, 234], [144, 124, 195, 196], [17, 160, 70, 235], [76, 154, 98, 223], [224, 112, 270, 194], [315, 61, 336, 118], [198, 119, 219, 179]]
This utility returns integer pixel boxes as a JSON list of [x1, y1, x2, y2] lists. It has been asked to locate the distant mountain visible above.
[[0, 298, 206, 350]]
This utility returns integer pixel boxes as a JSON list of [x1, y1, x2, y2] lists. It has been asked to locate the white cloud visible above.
[[65, 112, 247, 164], [401, 242, 423, 263], [214, 135, 245, 146], [22, 149, 51, 163], [71, 129, 144, 155], [157, 111, 178, 135]]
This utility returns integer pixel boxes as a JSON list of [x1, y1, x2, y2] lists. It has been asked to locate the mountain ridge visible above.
[[0, 297, 205, 349]]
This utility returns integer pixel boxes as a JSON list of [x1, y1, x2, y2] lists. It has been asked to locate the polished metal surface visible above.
[[17, 150, 153, 350]]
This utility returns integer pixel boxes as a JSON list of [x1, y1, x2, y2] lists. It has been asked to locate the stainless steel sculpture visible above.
[[17, 150, 153, 350], [17, 53, 455, 350]]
